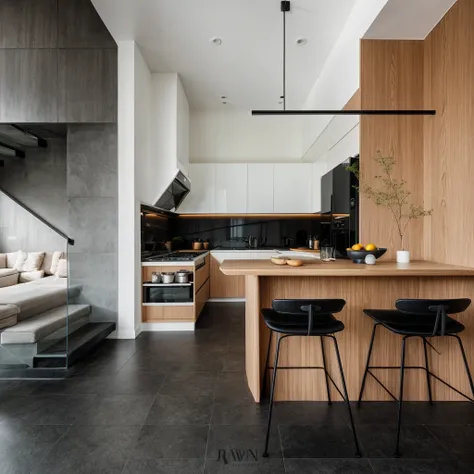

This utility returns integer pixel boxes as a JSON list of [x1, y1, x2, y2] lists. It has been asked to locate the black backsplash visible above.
[[141, 212, 170, 253], [141, 202, 333, 252], [169, 216, 330, 250]]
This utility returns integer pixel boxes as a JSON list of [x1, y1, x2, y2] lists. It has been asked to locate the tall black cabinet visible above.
[[320, 156, 359, 254]]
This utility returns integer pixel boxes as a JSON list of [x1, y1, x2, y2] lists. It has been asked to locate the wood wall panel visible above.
[[360, 41, 425, 259], [423, 0, 474, 267], [210, 255, 245, 298], [344, 89, 361, 110]]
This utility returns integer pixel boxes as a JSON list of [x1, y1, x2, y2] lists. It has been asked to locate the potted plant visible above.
[[346, 153, 432, 263]]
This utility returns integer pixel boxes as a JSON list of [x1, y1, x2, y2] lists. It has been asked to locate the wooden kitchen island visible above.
[[220, 259, 474, 403]]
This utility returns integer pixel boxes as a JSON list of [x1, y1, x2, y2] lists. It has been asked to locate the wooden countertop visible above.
[[220, 259, 474, 277]]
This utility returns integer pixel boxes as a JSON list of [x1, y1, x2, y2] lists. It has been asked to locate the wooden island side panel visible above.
[[256, 275, 474, 402], [221, 260, 474, 403]]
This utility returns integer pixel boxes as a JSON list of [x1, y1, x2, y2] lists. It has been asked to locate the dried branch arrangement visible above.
[[346, 153, 432, 250]]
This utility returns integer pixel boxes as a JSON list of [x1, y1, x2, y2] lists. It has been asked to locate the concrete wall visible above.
[[0, 137, 68, 253], [0, 0, 118, 325], [68, 124, 118, 323]]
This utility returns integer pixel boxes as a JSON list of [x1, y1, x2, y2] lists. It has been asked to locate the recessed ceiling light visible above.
[[295, 37, 307, 46], [221, 96, 227, 99], [210, 37, 222, 46]]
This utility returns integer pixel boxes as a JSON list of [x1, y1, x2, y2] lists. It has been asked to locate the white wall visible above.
[[301, 0, 389, 159], [190, 111, 303, 163], [177, 76, 190, 174], [134, 45, 153, 206], [364, 0, 457, 39], [117, 41, 144, 338]]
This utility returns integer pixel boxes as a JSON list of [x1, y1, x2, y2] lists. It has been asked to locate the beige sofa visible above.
[[0, 251, 67, 330], [0, 251, 64, 288]]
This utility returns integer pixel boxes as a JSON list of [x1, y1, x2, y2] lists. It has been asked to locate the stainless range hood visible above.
[[154, 170, 191, 212]]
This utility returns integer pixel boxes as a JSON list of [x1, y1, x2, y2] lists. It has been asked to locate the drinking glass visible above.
[[321, 246, 335, 262]]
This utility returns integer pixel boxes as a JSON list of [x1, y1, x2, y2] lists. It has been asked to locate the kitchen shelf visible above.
[[143, 282, 193, 287]]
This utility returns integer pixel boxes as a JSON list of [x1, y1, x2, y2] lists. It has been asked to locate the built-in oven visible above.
[[143, 283, 193, 303]]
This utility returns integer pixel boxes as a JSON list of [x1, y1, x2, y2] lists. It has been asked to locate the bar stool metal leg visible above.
[[263, 333, 285, 458], [452, 335, 474, 398], [320, 336, 332, 405], [358, 323, 379, 406], [328, 335, 362, 457], [422, 337, 433, 405], [262, 330, 273, 399], [395, 336, 408, 458]]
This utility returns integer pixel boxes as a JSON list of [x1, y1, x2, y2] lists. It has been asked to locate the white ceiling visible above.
[[91, 0, 357, 111], [364, 0, 457, 39]]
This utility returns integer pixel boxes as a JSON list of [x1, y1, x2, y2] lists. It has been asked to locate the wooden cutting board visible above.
[[290, 247, 320, 253]]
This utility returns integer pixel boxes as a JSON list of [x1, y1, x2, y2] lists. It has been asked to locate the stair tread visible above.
[[36, 322, 115, 356], [1, 304, 91, 345], [2, 304, 90, 332]]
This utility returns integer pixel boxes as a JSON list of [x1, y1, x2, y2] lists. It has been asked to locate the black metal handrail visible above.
[[0, 186, 74, 246]]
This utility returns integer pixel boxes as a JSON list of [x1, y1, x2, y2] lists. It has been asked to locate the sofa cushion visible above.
[[41, 251, 64, 276], [19, 270, 45, 283], [0, 284, 67, 321], [0, 272, 19, 289], [6, 251, 19, 269], [1, 304, 90, 344], [0, 254, 5, 269], [55, 259, 68, 278], [0, 268, 18, 278], [0, 304, 19, 329], [16, 251, 45, 272]]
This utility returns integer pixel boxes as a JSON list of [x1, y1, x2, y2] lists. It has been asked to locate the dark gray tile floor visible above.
[[0, 302, 473, 473]]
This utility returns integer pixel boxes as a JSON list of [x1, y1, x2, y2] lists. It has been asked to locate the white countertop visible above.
[[142, 251, 209, 267], [210, 249, 320, 263]]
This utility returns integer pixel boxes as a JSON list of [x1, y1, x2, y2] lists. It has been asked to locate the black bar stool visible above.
[[358, 298, 474, 457], [261, 298, 361, 458]]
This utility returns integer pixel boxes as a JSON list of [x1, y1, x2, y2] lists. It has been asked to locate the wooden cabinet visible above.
[[215, 164, 248, 213], [247, 164, 274, 213], [210, 255, 245, 298], [195, 279, 210, 320], [273, 164, 313, 213], [142, 257, 210, 325], [194, 255, 210, 292]]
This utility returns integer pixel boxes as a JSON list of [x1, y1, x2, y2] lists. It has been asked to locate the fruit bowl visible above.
[[346, 248, 387, 264]]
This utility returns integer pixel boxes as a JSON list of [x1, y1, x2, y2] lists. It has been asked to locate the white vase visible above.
[[396, 250, 410, 263]]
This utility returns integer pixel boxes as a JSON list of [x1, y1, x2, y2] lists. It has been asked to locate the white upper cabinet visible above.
[[247, 164, 274, 213], [179, 164, 215, 213], [273, 164, 313, 213], [180, 162, 320, 214], [214, 164, 248, 213]]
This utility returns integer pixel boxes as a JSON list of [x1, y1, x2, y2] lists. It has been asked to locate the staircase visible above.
[[34, 322, 116, 368], [0, 125, 116, 374]]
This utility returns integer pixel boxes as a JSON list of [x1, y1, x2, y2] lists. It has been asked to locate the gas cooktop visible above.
[[143, 251, 207, 262]]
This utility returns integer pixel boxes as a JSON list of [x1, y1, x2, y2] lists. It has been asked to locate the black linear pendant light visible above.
[[251, 1, 435, 116]]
